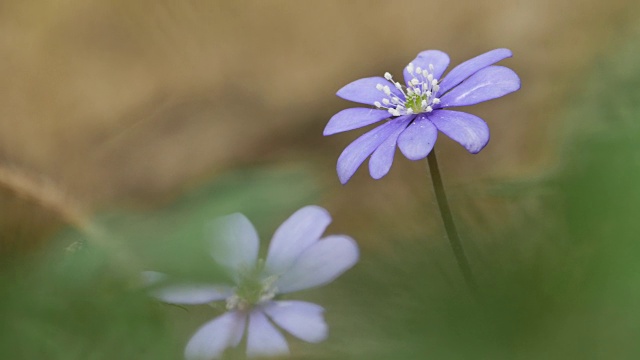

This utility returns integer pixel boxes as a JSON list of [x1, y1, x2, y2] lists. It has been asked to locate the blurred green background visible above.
[[1, 1, 640, 359]]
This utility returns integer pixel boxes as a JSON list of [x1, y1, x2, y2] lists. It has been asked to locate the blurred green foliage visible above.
[[0, 247, 178, 359]]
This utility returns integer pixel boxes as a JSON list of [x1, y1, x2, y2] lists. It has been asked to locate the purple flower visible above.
[[324, 49, 521, 184], [145, 206, 359, 359]]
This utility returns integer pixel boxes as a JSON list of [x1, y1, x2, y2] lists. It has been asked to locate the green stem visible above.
[[427, 150, 478, 293]]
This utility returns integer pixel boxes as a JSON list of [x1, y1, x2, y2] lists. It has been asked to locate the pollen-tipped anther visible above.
[[407, 63, 415, 74], [372, 67, 442, 117]]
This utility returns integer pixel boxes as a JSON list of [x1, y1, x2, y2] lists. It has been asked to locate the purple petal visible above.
[[403, 50, 450, 85], [262, 301, 327, 343], [397, 115, 438, 160], [265, 206, 331, 276], [337, 115, 414, 184], [324, 108, 390, 136], [438, 48, 513, 95], [428, 110, 490, 154], [185, 311, 246, 360], [151, 284, 233, 305], [275, 235, 359, 293], [211, 213, 259, 275], [438, 66, 521, 108], [336, 77, 403, 106], [368, 116, 412, 179], [246, 310, 289, 358]]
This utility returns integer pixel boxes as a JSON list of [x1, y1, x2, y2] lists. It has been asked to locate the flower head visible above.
[[145, 206, 359, 359], [324, 49, 521, 184]]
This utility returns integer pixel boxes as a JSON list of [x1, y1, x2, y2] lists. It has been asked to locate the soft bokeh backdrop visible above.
[[1, 1, 640, 359]]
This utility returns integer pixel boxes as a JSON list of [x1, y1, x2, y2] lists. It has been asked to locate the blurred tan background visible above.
[[0, 0, 638, 253]]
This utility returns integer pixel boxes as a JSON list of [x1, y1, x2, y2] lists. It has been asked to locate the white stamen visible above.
[[373, 65, 443, 116], [226, 294, 241, 310]]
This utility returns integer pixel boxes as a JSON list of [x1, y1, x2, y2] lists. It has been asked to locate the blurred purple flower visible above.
[[325, 49, 521, 184], [145, 206, 359, 359]]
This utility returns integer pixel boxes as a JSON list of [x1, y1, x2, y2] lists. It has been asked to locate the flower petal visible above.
[[368, 116, 412, 179], [185, 311, 246, 360], [246, 310, 289, 358], [323, 108, 390, 135], [275, 235, 359, 293], [438, 48, 513, 95], [337, 115, 414, 184], [262, 301, 327, 343], [438, 66, 521, 108], [397, 115, 438, 160], [151, 284, 233, 305], [211, 213, 259, 275], [428, 110, 490, 154], [403, 50, 450, 85], [336, 76, 403, 106], [265, 205, 331, 276]]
